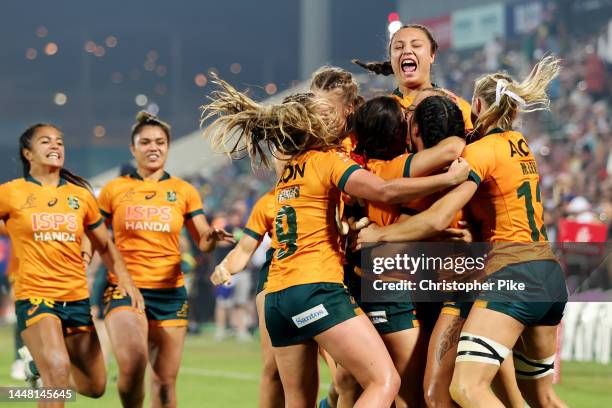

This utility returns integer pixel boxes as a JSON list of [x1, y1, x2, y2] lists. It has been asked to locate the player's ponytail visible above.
[[473, 55, 561, 136], [59, 168, 93, 192], [18, 124, 43, 177], [352, 59, 394, 76], [201, 76, 337, 167], [19, 123, 93, 192]]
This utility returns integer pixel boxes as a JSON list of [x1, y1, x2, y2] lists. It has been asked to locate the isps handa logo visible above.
[[67, 196, 80, 210], [124, 205, 173, 232], [30, 213, 78, 242]]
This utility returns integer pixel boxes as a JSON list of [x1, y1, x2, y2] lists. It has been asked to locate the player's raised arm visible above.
[[357, 180, 477, 245], [343, 158, 470, 205]]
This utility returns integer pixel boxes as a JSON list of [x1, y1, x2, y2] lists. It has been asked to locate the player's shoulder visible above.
[[464, 135, 491, 156], [466, 128, 525, 157], [103, 175, 132, 190], [304, 149, 346, 168], [505, 129, 526, 140], [440, 88, 469, 106], [389, 153, 410, 164], [0, 178, 26, 201], [261, 189, 276, 203], [1, 178, 27, 189], [365, 157, 383, 169], [63, 181, 95, 198], [485, 129, 524, 147], [166, 177, 200, 202], [166, 175, 194, 190], [254, 190, 276, 213]]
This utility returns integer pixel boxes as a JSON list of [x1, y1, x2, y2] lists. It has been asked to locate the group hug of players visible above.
[[0, 24, 568, 408]]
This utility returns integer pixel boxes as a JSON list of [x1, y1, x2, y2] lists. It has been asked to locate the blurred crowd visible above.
[[362, 17, 611, 243]]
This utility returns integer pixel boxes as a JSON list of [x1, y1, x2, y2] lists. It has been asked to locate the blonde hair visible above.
[[473, 56, 561, 135], [201, 76, 338, 168], [310, 66, 360, 107]]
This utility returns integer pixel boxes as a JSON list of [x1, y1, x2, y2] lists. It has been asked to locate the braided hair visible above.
[[413, 96, 465, 148], [310, 66, 360, 107]]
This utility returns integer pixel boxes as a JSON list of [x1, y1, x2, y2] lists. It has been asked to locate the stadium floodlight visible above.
[[135, 94, 148, 107], [147, 103, 160, 115], [388, 20, 403, 36], [93, 125, 106, 138], [54, 93, 67, 106]]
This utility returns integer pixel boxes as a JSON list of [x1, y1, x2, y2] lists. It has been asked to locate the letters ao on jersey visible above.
[[508, 139, 539, 176]]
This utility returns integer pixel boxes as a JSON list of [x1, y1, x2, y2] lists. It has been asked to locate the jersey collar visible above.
[[129, 170, 171, 181], [392, 83, 439, 99], [25, 174, 67, 187], [485, 127, 506, 136]]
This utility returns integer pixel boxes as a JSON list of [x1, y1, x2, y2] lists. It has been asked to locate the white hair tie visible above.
[[495, 79, 526, 106]]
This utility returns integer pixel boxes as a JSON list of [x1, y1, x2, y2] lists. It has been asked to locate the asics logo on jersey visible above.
[[145, 192, 157, 200], [47, 198, 58, 207]]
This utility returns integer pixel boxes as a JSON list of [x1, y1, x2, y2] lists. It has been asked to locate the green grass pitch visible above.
[[0, 324, 610, 407]]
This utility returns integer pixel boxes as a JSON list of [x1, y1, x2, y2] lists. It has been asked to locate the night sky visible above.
[[0, 0, 395, 180]]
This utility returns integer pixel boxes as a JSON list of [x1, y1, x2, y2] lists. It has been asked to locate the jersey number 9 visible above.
[[275, 205, 297, 260]]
